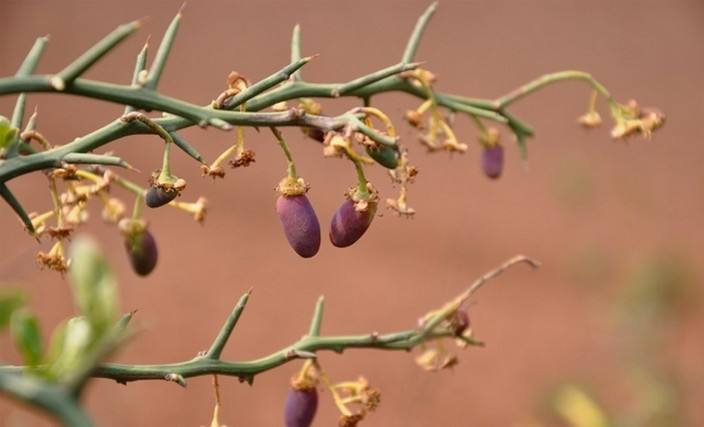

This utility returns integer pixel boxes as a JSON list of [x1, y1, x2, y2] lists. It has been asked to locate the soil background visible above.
[[0, 1, 702, 426]]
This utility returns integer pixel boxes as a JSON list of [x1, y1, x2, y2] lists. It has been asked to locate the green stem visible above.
[[205, 291, 251, 360], [270, 127, 297, 179], [308, 296, 325, 337], [352, 158, 369, 197], [0, 256, 537, 387], [401, 2, 438, 63], [48, 177, 63, 228], [131, 192, 143, 220], [495, 70, 616, 109], [158, 138, 172, 179], [113, 175, 146, 197], [290, 24, 303, 81]]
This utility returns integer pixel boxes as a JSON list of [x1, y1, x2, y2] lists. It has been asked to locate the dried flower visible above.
[[36, 241, 70, 273]]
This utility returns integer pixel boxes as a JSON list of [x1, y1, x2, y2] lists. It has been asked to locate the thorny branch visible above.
[[0, 255, 539, 386], [0, 3, 663, 233]]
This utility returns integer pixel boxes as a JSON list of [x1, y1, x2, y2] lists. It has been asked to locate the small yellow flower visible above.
[[101, 197, 126, 223]]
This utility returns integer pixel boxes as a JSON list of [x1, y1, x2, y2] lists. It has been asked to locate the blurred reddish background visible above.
[[1, 1, 702, 426]]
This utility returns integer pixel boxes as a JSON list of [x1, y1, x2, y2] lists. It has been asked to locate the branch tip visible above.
[[308, 295, 325, 337], [205, 290, 252, 360]]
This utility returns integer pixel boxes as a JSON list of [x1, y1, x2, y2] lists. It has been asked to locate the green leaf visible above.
[[10, 308, 43, 366], [68, 237, 119, 334], [0, 116, 19, 150], [0, 291, 26, 330]]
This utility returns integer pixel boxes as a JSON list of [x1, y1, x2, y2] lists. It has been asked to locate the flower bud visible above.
[[481, 144, 504, 179], [284, 386, 318, 427], [365, 145, 399, 169], [329, 197, 378, 248], [145, 186, 177, 208], [276, 194, 321, 258], [124, 228, 158, 276], [451, 310, 470, 336]]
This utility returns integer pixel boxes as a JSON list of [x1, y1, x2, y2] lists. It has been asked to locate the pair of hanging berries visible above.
[[276, 181, 378, 258]]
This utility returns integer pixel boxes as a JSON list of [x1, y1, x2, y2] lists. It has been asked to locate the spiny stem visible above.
[[224, 57, 313, 110], [333, 62, 421, 96], [51, 21, 142, 90]]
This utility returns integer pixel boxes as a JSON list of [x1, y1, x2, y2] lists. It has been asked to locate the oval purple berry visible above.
[[304, 127, 326, 143], [284, 387, 318, 427], [276, 194, 321, 258], [481, 144, 504, 179], [145, 186, 177, 208], [124, 229, 158, 276], [329, 199, 377, 248]]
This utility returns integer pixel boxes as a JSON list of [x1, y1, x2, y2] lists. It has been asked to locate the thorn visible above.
[[134, 16, 151, 28], [178, 2, 187, 15], [50, 76, 65, 91], [208, 118, 233, 130], [164, 373, 187, 388], [293, 350, 317, 359], [303, 53, 320, 62]]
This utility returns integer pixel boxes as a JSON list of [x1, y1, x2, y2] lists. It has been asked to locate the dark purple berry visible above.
[[276, 194, 321, 258], [481, 144, 504, 179], [124, 229, 158, 276], [284, 387, 318, 427], [329, 199, 377, 248], [366, 145, 399, 169], [303, 127, 326, 143], [145, 186, 177, 208]]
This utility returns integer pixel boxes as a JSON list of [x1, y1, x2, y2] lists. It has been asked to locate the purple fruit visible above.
[[481, 144, 504, 179], [145, 186, 177, 208], [276, 194, 321, 258], [303, 127, 326, 143], [329, 199, 377, 248], [284, 387, 318, 427], [124, 229, 158, 276]]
